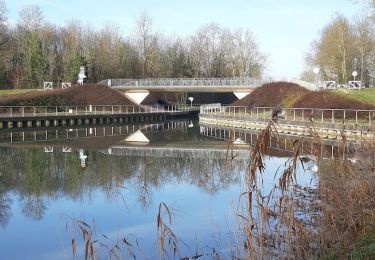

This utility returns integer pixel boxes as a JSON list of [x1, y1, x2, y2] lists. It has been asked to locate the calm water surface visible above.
[[0, 120, 314, 259]]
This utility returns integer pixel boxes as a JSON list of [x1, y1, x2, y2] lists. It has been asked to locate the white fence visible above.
[[199, 104, 375, 129], [43, 82, 73, 90], [0, 104, 198, 118]]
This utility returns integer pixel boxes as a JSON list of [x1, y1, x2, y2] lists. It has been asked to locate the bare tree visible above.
[[226, 28, 266, 78], [354, 16, 374, 85], [18, 5, 43, 31], [190, 23, 226, 77], [307, 14, 356, 83], [134, 12, 159, 78], [0, 0, 7, 26], [189, 24, 266, 78]]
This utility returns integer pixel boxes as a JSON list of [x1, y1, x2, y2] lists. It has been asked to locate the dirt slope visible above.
[[232, 82, 309, 107]]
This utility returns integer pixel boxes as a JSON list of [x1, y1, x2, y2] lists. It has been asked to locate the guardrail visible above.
[[98, 78, 265, 87], [200, 104, 375, 129], [0, 105, 198, 118]]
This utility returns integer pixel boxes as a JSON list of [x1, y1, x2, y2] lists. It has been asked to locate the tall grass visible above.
[[157, 202, 180, 259], [236, 116, 375, 259]]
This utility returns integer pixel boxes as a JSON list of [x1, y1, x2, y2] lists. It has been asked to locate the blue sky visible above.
[[5, 0, 361, 79]]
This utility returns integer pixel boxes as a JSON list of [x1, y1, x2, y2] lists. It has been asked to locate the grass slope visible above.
[[0, 89, 42, 97], [293, 90, 375, 109], [334, 88, 375, 106]]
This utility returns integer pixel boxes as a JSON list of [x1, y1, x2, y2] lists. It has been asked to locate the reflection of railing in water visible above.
[[0, 120, 190, 145], [200, 125, 358, 159], [102, 145, 250, 159]]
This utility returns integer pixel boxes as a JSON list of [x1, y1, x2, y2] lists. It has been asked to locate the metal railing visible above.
[[200, 104, 375, 129], [290, 79, 318, 91], [98, 78, 265, 88], [0, 105, 197, 118]]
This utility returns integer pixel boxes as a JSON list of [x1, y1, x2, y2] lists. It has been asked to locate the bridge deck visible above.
[[112, 85, 256, 92], [99, 78, 265, 92]]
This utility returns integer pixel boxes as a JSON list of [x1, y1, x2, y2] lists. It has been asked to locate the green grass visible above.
[[349, 233, 375, 259], [335, 88, 375, 106], [0, 89, 42, 97]]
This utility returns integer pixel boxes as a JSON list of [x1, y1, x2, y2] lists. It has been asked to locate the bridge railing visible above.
[[0, 104, 197, 118], [99, 78, 265, 87], [200, 104, 375, 130]]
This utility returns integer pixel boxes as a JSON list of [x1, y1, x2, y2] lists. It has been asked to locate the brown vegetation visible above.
[[233, 81, 375, 109], [0, 84, 136, 106], [239, 117, 375, 259], [232, 82, 309, 107]]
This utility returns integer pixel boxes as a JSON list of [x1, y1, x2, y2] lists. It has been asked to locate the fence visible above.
[[199, 105, 375, 129], [0, 104, 197, 118]]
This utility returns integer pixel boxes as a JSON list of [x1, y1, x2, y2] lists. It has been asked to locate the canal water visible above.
[[0, 120, 316, 259]]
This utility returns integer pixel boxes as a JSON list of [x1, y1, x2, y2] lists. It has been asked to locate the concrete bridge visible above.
[[98, 78, 267, 104]]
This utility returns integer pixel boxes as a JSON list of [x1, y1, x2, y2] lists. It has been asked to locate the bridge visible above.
[[98, 78, 267, 104]]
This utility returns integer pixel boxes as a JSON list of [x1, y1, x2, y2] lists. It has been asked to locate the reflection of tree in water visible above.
[[20, 196, 48, 221], [0, 188, 11, 228], [0, 146, 245, 217], [133, 157, 163, 211]]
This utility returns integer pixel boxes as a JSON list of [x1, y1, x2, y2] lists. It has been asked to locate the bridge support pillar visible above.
[[233, 91, 252, 100], [123, 90, 149, 105]]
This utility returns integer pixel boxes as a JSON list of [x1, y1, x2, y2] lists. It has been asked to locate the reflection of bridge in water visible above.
[[102, 144, 250, 159], [0, 120, 190, 147], [0, 119, 357, 160]]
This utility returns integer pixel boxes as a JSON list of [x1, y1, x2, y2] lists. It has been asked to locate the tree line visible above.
[[0, 3, 266, 89], [303, 1, 375, 86]]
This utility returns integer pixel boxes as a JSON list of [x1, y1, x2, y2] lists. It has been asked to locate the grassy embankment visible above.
[[335, 87, 375, 106], [0, 89, 42, 97]]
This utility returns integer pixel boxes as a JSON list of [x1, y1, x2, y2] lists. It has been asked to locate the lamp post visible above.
[[352, 71, 358, 81], [313, 67, 320, 88], [188, 97, 194, 108]]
